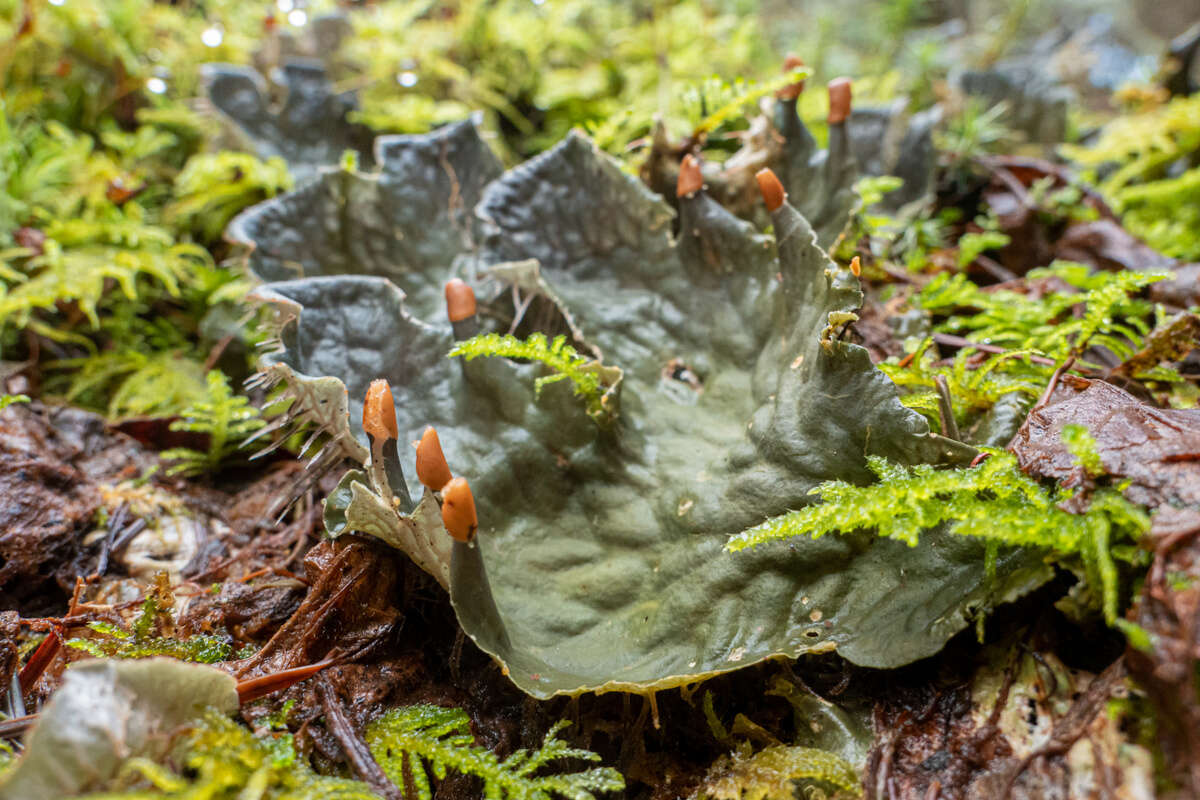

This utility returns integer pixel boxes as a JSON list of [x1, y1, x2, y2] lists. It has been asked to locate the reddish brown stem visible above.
[[236, 657, 337, 705], [18, 627, 61, 694]]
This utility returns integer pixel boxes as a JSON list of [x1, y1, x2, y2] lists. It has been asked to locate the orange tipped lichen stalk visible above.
[[363, 380, 398, 442], [776, 54, 806, 100], [445, 278, 479, 341], [363, 379, 410, 508], [416, 427, 453, 492], [676, 154, 703, 198], [827, 77, 852, 125], [756, 168, 786, 212], [850, 256, 862, 277], [441, 477, 478, 542]]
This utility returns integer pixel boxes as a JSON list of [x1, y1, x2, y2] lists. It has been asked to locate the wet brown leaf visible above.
[[1112, 313, 1200, 379], [1010, 376, 1200, 510], [1055, 218, 1176, 273], [865, 649, 1148, 800], [233, 536, 404, 678]]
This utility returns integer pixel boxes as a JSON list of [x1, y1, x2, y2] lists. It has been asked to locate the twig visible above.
[[0, 713, 36, 740], [109, 518, 148, 559], [933, 375, 961, 442], [1000, 657, 1127, 799], [235, 657, 337, 705], [16, 629, 58, 696], [972, 255, 1018, 283], [318, 677, 403, 800], [6, 671, 25, 719], [94, 502, 127, 577]]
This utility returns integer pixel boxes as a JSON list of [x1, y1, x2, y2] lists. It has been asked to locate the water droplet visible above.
[[397, 71, 418, 87], [287, 9, 306, 26], [48, 0, 65, 6], [201, 26, 223, 47], [276, 0, 294, 12], [531, 0, 545, 5], [146, 77, 168, 95]]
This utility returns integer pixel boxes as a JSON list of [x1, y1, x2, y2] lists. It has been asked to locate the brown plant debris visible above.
[[1010, 376, 1200, 509], [1126, 507, 1200, 798]]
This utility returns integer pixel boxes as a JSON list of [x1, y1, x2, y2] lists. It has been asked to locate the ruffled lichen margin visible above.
[[228, 118, 1050, 699]]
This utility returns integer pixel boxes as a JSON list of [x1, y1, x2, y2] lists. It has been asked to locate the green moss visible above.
[[67, 594, 234, 664], [366, 705, 623, 800], [76, 711, 378, 799], [168, 153, 292, 244], [1062, 93, 1200, 260], [160, 370, 266, 477], [883, 263, 1168, 434], [1062, 423, 1104, 478], [694, 745, 861, 800], [727, 451, 1150, 625], [448, 333, 619, 424]]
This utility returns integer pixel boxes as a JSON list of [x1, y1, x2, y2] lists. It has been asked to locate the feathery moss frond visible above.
[[883, 263, 1168, 435], [1062, 93, 1200, 259], [1062, 424, 1104, 478], [685, 68, 808, 136], [366, 705, 624, 800], [916, 262, 1164, 362], [80, 711, 380, 800], [448, 333, 617, 423], [168, 152, 292, 243], [727, 451, 1149, 624], [160, 371, 266, 476], [66, 594, 234, 664], [879, 339, 1042, 433], [50, 349, 209, 420]]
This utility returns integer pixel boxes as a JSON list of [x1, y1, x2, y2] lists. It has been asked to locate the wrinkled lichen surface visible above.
[[231, 120, 1047, 698]]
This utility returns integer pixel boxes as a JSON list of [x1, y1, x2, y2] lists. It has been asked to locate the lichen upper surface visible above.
[[233, 120, 1047, 698]]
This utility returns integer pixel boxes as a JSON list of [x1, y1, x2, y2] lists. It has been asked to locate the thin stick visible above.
[[318, 678, 403, 800], [933, 375, 961, 442]]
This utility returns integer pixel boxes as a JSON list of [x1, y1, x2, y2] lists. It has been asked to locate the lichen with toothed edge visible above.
[[233, 118, 1051, 700]]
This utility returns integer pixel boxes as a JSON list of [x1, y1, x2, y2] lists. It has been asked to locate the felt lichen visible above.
[[365, 706, 624, 800], [238, 119, 1050, 699]]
